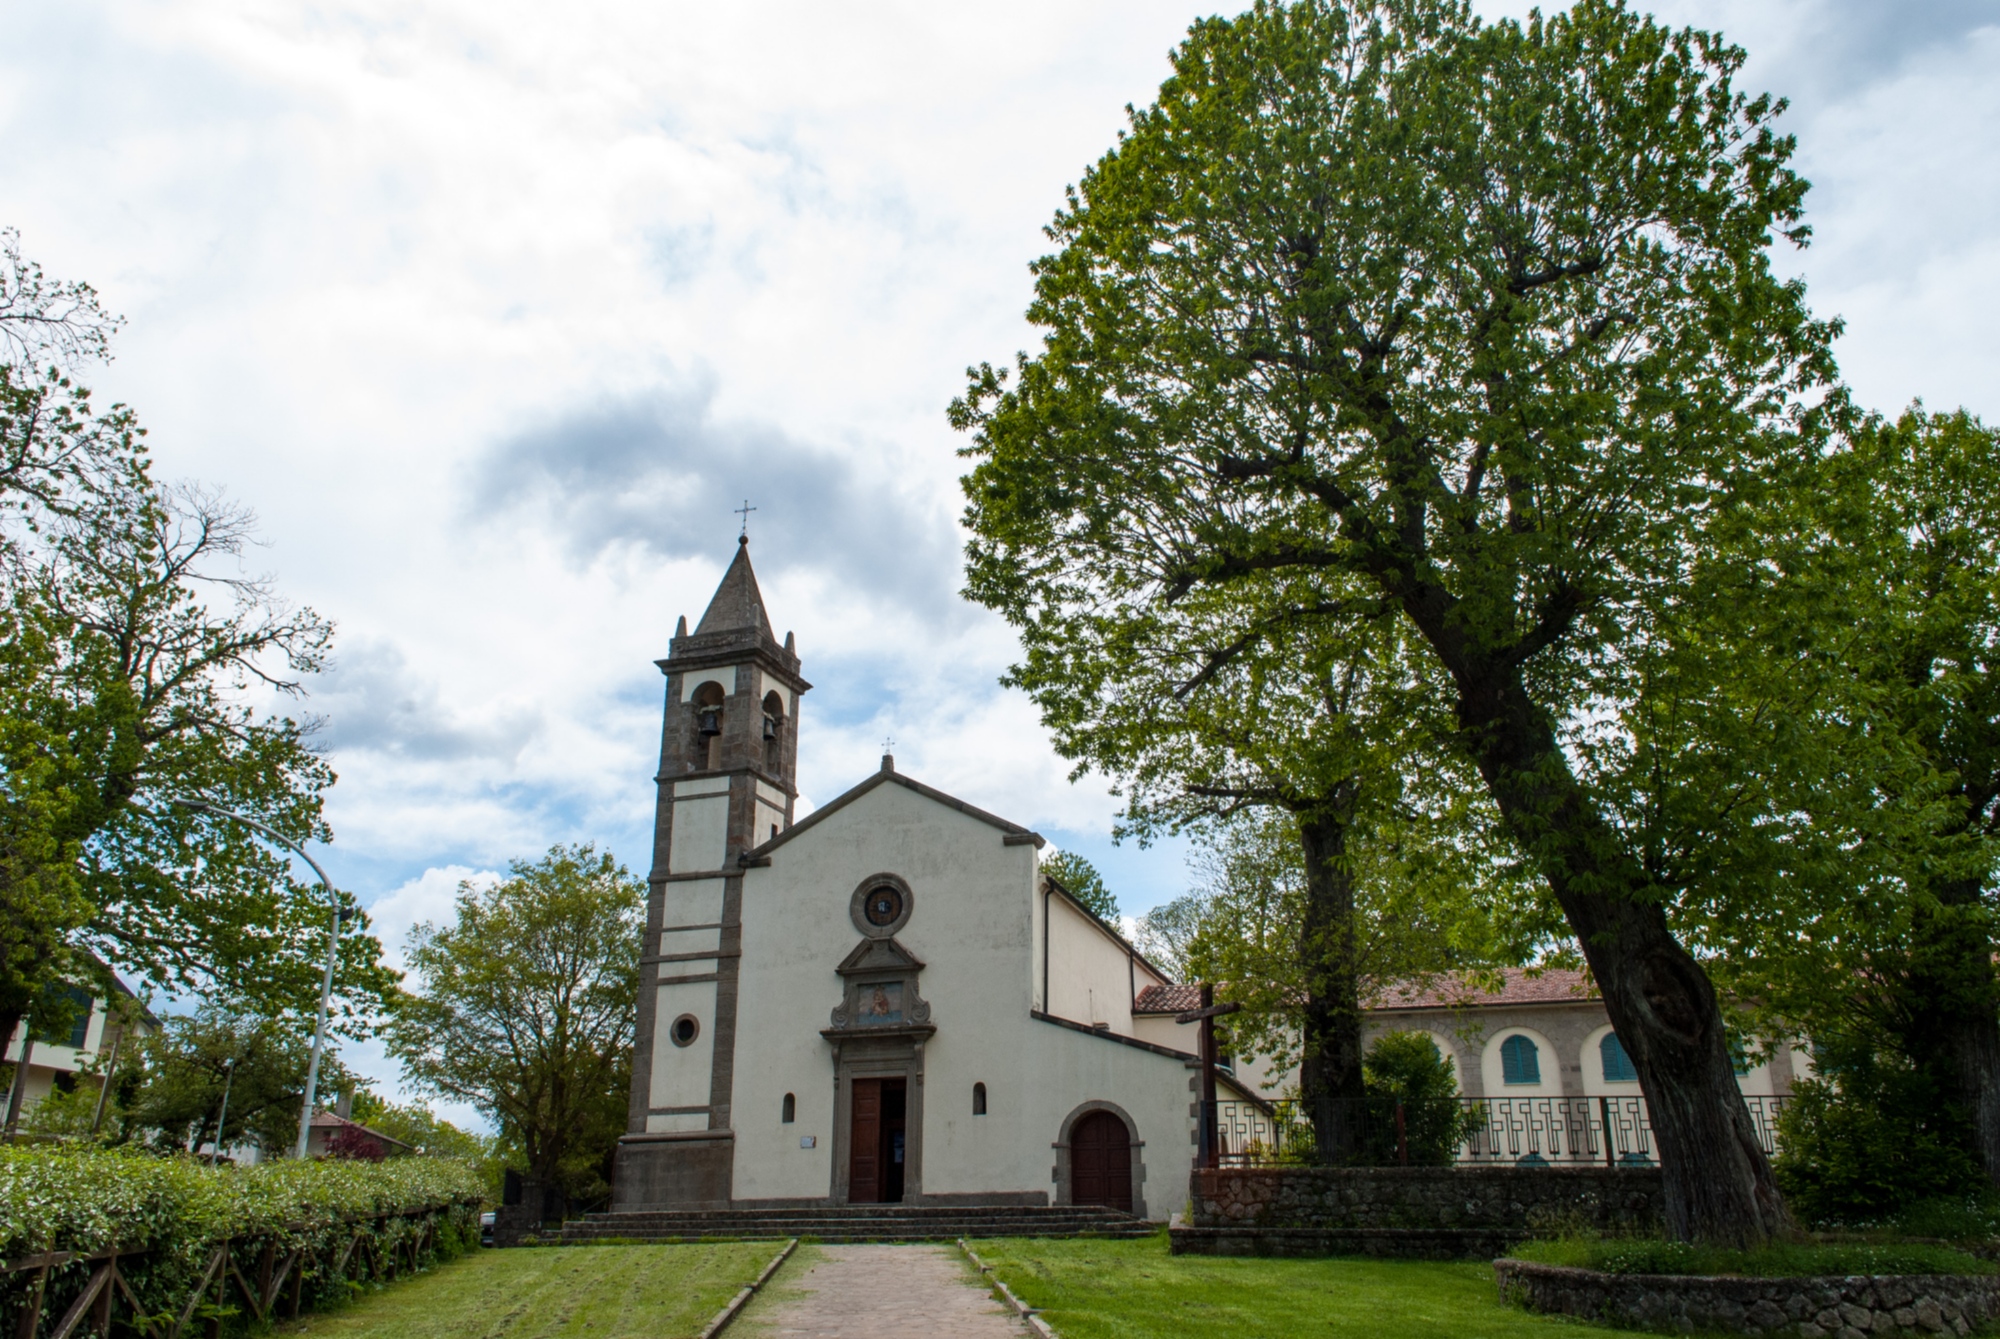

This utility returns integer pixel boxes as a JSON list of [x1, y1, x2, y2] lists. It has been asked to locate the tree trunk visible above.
[[1296, 789, 1367, 1165], [1457, 669, 1793, 1245], [1904, 877, 2000, 1188]]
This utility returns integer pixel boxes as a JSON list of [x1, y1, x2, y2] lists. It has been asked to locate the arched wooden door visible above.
[[1069, 1110, 1133, 1212]]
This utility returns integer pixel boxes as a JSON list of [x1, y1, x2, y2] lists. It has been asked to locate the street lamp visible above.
[[210, 1055, 236, 1166], [171, 798, 343, 1161]]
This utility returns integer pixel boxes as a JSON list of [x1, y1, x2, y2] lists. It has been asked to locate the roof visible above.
[[1133, 984, 1204, 1016], [694, 536, 774, 637], [745, 756, 1044, 860], [1369, 967, 1596, 1012], [310, 1111, 415, 1151]]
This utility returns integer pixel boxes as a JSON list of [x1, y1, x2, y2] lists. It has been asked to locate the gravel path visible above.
[[746, 1243, 1030, 1338]]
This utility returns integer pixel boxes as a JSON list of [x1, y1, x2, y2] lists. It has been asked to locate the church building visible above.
[[609, 539, 1222, 1220]]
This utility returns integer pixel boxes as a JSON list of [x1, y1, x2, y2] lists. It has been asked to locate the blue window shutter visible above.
[[1600, 1033, 1638, 1082], [1501, 1035, 1541, 1085]]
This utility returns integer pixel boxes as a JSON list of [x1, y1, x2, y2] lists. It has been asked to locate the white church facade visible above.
[[610, 539, 1226, 1219]]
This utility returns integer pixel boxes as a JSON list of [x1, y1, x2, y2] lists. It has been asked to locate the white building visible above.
[[611, 540, 1227, 1219]]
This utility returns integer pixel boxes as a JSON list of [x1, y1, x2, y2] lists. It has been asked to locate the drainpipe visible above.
[[1041, 882, 1051, 1013]]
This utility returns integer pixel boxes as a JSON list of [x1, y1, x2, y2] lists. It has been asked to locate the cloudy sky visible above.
[[5, 0, 1996, 1115]]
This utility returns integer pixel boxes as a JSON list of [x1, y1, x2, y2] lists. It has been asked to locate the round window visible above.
[[670, 1014, 700, 1047], [848, 873, 914, 937], [864, 886, 904, 928]]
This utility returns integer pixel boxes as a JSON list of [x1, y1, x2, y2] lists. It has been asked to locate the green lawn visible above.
[[278, 1243, 787, 1339], [973, 1233, 1636, 1339]]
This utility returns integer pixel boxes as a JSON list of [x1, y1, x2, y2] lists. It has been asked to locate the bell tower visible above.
[[615, 535, 810, 1210]]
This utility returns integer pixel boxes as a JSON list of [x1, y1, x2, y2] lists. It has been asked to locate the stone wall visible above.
[[1496, 1259, 2000, 1337], [1170, 1165, 1664, 1259]]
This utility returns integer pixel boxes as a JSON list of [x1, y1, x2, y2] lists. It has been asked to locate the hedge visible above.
[[0, 1146, 484, 1336]]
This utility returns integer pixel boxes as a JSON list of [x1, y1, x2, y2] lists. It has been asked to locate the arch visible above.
[[781, 1092, 796, 1124], [691, 680, 727, 769], [1480, 1027, 1559, 1095], [973, 1082, 987, 1116], [1053, 1100, 1146, 1218], [762, 690, 785, 767]]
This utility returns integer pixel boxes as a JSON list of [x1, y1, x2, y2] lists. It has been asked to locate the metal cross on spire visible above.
[[734, 499, 757, 537]]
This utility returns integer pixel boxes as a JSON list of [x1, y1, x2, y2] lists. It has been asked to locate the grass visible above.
[[969, 1232, 1638, 1339], [1509, 1236, 1995, 1279], [277, 1242, 789, 1339]]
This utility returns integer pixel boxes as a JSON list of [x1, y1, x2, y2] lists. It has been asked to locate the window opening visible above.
[[670, 1014, 700, 1047], [973, 1082, 987, 1116], [782, 1093, 796, 1123], [1600, 1033, 1638, 1083], [692, 681, 726, 770], [1500, 1034, 1541, 1085], [762, 690, 785, 768]]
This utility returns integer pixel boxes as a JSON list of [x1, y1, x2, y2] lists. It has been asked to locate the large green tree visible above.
[[1694, 407, 2000, 1193], [389, 845, 642, 1210], [955, 0, 1837, 1242], [0, 233, 389, 1052]]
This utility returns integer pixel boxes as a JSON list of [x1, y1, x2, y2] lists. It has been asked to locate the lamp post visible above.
[[171, 798, 342, 1161], [210, 1055, 236, 1165]]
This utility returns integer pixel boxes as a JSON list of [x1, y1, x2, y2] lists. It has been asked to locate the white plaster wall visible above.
[[1044, 893, 1138, 1032], [649, 979, 717, 1110], [664, 878, 726, 927], [1130, 1015, 1197, 1056], [755, 801, 786, 845], [1480, 1026, 1562, 1097], [727, 778, 1192, 1216], [682, 667, 739, 701], [660, 926, 722, 956], [669, 796, 730, 873]]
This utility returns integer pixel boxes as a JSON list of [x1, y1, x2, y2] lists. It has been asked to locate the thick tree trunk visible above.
[[1904, 878, 2000, 1188], [1297, 790, 1367, 1165], [1456, 670, 1793, 1245]]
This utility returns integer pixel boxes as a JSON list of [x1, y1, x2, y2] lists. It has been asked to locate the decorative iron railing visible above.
[[1204, 1095, 1789, 1168]]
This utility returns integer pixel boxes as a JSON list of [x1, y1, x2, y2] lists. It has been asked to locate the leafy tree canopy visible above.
[[388, 844, 641, 1207], [1041, 848, 1119, 922]]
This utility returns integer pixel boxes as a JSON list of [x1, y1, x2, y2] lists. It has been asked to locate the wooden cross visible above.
[[734, 499, 757, 536], [1178, 986, 1240, 1169]]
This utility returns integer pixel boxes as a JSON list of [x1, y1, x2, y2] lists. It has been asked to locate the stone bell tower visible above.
[[614, 536, 810, 1210]]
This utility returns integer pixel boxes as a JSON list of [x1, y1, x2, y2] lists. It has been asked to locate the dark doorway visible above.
[[848, 1077, 908, 1203], [1069, 1110, 1133, 1212]]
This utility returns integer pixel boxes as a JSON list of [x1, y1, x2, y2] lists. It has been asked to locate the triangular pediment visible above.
[[836, 936, 925, 976]]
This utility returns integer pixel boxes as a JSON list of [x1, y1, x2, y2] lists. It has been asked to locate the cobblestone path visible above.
[[747, 1243, 1029, 1338]]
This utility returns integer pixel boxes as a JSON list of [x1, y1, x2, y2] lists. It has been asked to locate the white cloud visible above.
[[362, 864, 501, 973], [3, 0, 1997, 1113]]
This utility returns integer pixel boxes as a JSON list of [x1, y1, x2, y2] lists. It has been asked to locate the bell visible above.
[[763, 715, 778, 741], [697, 708, 722, 737]]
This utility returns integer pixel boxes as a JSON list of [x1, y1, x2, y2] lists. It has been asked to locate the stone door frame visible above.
[[1052, 1099, 1148, 1219], [828, 1034, 927, 1204]]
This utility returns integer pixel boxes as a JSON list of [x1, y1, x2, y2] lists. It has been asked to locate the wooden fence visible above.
[[2, 1198, 480, 1339]]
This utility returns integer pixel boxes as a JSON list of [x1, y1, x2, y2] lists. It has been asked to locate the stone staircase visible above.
[[557, 1203, 1156, 1244]]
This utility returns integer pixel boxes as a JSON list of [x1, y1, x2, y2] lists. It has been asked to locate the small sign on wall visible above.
[[800, 1135, 817, 1149]]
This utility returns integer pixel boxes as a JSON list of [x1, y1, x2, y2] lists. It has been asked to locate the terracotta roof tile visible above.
[[1369, 967, 1596, 1011], [1133, 983, 1205, 1015]]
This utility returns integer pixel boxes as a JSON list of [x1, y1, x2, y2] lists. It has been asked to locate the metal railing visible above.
[[1206, 1095, 1789, 1168]]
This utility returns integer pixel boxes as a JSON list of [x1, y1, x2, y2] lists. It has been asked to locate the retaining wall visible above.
[[1170, 1165, 1664, 1259], [1495, 1259, 2000, 1336]]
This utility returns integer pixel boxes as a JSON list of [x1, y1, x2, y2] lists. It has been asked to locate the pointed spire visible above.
[[675, 614, 688, 638], [693, 536, 774, 636]]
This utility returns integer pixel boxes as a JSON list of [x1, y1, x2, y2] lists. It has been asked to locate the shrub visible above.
[[1360, 1031, 1483, 1166], [0, 1146, 482, 1335], [1772, 1036, 1981, 1227], [1510, 1236, 1993, 1278]]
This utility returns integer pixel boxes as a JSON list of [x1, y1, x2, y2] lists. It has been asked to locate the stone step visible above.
[[555, 1203, 1155, 1244]]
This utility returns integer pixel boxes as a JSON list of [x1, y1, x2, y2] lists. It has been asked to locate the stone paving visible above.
[[746, 1243, 1030, 1338]]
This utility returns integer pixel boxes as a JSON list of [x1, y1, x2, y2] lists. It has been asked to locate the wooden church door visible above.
[[849, 1079, 882, 1203], [848, 1078, 908, 1203], [1069, 1111, 1133, 1212]]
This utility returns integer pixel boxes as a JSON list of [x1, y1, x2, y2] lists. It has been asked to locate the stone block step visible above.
[[554, 1203, 1155, 1244]]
